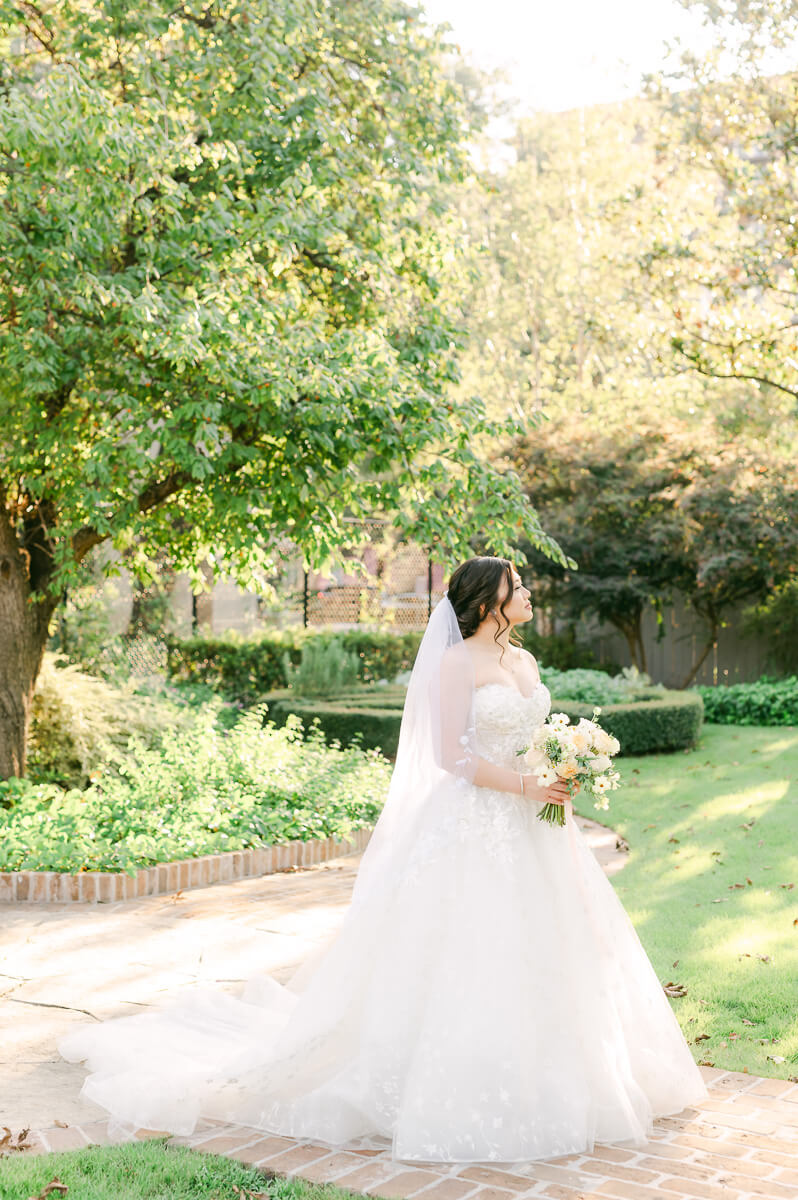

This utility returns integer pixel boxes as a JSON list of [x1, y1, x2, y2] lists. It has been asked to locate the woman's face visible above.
[[494, 569, 533, 627]]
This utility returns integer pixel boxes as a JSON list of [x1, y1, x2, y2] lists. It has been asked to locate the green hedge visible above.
[[552, 689, 704, 755], [264, 687, 406, 757], [263, 685, 704, 759], [167, 631, 422, 704], [695, 676, 798, 726]]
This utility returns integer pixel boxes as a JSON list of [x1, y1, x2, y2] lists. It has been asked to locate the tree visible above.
[[675, 448, 798, 686], [0, 0, 561, 778], [640, 1, 798, 428], [511, 422, 695, 672], [511, 421, 798, 682]]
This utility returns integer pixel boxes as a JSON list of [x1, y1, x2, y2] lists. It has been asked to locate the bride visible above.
[[59, 555, 709, 1163]]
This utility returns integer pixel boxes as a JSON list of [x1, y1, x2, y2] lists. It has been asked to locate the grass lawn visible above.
[[0, 1140, 351, 1200], [579, 724, 798, 1080]]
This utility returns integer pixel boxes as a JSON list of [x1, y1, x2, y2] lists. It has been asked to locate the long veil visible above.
[[348, 594, 477, 910], [58, 594, 478, 1142]]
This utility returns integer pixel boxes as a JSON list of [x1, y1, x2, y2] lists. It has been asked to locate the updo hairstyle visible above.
[[447, 556, 522, 656]]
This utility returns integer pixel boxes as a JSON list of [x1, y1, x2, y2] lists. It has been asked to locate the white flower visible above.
[[589, 754, 612, 774], [593, 775, 611, 793], [548, 712, 571, 730], [608, 735, 621, 755], [535, 766, 558, 788]]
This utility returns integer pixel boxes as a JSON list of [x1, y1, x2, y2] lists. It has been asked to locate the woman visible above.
[[59, 555, 708, 1163]]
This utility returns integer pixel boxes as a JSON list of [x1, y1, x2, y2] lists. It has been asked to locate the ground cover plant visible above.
[[0, 1138, 351, 1200], [696, 677, 798, 727], [584, 725, 798, 1079], [0, 706, 390, 875]]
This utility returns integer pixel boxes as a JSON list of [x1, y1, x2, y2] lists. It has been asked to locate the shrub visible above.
[[743, 581, 798, 676], [550, 690, 704, 755], [167, 629, 422, 702], [265, 686, 406, 757], [518, 625, 618, 673], [26, 655, 174, 788], [540, 665, 660, 706], [0, 706, 389, 874], [696, 676, 798, 726], [283, 640, 359, 697]]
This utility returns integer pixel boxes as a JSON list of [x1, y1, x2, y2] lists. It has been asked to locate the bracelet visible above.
[[519, 772, 525, 796]]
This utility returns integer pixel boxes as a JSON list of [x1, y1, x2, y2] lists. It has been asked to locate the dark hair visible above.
[[447, 555, 521, 658]]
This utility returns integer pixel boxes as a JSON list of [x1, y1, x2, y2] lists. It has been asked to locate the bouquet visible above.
[[523, 707, 621, 827]]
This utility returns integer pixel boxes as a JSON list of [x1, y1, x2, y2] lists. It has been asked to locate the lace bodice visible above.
[[473, 681, 552, 769]]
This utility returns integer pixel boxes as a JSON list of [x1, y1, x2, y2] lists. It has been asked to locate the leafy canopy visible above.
[[0, 0, 562, 597]]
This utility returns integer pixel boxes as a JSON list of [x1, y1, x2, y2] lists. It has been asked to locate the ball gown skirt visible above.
[[59, 682, 709, 1163]]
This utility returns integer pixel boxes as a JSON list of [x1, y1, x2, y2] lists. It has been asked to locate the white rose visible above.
[[589, 754, 612, 773]]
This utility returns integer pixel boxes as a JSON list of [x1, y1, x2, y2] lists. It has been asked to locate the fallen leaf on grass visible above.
[[672, 959, 680, 968], [662, 980, 688, 997], [694, 1033, 710, 1042], [698, 1059, 715, 1067], [742, 1019, 755, 1026], [668, 836, 680, 844], [53, 1121, 68, 1129], [779, 883, 795, 890], [643, 823, 657, 831], [615, 835, 629, 852], [767, 1055, 787, 1064], [729, 883, 746, 889], [28, 1179, 67, 1199]]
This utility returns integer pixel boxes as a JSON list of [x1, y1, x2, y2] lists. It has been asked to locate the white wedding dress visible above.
[[59, 680, 708, 1163]]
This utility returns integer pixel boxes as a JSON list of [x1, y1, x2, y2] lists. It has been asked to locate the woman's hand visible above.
[[541, 778, 575, 806]]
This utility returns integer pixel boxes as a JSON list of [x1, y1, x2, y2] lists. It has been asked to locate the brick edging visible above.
[[0, 827, 373, 904]]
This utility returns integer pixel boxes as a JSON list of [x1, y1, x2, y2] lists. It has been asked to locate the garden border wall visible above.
[[0, 826, 373, 904]]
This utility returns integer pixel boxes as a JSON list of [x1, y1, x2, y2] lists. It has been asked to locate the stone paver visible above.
[[4, 817, 797, 1198]]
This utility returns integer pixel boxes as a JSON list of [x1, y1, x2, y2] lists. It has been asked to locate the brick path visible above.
[[18, 1070, 798, 1200], [4, 818, 797, 1199]]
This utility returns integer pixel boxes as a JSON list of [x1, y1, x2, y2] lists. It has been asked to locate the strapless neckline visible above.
[[474, 680, 548, 701]]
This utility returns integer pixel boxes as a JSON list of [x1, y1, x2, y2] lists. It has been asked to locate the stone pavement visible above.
[[3, 816, 797, 1200]]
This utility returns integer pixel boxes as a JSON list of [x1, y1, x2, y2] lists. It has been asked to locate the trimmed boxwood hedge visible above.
[[264, 686, 406, 757], [167, 631, 421, 704], [552, 689, 704, 755], [263, 685, 704, 759]]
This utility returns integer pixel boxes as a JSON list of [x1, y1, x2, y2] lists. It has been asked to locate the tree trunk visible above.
[[0, 505, 55, 779], [609, 612, 647, 673], [681, 616, 718, 690]]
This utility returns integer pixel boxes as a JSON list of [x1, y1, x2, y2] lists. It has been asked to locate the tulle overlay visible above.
[[59, 682, 708, 1163]]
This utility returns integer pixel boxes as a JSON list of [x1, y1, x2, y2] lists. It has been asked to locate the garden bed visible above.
[[0, 826, 372, 904]]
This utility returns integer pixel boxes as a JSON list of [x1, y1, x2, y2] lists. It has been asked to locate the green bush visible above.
[[540, 665, 660, 706], [743, 581, 798, 676], [551, 690, 704, 755], [27, 655, 176, 788], [167, 629, 422, 703], [696, 676, 798, 726], [518, 625, 619, 673], [265, 686, 406, 758], [0, 705, 389, 874], [283, 639, 359, 697]]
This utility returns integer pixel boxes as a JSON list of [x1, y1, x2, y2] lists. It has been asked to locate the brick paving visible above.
[[4, 818, 797, 1199], [15, 1071, 798, 1200]]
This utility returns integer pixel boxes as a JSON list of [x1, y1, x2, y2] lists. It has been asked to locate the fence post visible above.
[[427, 555, 433, 620], [303, 570, 309, 628]]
